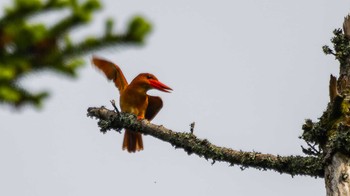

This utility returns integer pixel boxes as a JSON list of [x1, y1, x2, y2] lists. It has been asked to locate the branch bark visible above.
[[325, 153, 350, 196], [87, 106, 324, 178]]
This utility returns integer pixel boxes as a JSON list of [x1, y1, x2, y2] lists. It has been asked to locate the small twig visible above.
[[190, 122, 195, 134], [307, 141, 321, 154], [109, 100, 122, 133], [110, 100, 120, 114], [302, 141, 322, 156]]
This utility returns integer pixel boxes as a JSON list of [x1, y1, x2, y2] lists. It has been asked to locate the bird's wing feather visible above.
[[91, 56, 128, 92], [145, 95, 163, 121]]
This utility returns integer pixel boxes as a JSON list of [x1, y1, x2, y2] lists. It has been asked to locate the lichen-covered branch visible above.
[[87, 106, 324, 178]]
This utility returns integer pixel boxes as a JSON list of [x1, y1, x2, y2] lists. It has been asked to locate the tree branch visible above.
[[87, 106, 324, 178]]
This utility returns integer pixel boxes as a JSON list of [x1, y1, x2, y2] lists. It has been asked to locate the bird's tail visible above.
[[122, 130, 143, 153]]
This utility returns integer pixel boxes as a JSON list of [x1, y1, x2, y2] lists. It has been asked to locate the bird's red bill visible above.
[[149, 79, 173, 93]]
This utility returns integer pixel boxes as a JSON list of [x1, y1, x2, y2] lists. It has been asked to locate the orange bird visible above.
[[92, 56, 172, 153]]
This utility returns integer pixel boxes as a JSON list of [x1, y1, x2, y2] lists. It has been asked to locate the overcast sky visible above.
[[1, 0, 349, 195]]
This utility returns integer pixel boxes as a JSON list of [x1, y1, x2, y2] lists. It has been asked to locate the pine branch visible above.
[[61, 34, 141, 58], [48, 0, 101, 37], [0, 0, 151, 108], [0, 0, 69, 26], [87, 106, 324, 178]]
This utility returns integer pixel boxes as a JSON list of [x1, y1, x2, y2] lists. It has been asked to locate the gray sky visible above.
[[1, 0, 349, 195]]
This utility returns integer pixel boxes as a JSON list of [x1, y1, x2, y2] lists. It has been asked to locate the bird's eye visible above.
[[146, 75, 152, 79]]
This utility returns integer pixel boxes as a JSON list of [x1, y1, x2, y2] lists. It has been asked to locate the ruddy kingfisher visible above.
[[92, 56, 172, 152]]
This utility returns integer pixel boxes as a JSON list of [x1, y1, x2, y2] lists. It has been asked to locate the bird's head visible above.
[[131, 73, 173, 93]]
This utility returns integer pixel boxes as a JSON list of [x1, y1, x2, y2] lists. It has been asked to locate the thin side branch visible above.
[[87, 106, 324, 178]]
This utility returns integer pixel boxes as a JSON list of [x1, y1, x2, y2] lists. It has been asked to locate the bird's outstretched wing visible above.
[[92, 56, 128, 92], [145, 95, 163, 121]]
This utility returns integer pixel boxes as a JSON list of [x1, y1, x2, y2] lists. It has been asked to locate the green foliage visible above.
[[126, 16, 152, 42], [323, 29, 350, 66], [0, 0, 151, 108]]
